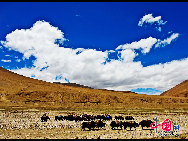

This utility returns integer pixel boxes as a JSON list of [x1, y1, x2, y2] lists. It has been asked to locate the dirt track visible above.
[[0, 109, 187, 139]]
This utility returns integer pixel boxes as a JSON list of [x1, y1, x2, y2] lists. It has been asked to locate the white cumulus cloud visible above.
[[155, 33, 180, 48], [116, 36, 158, 54], [138, 14, 167, 31], [138, 13, 167, 26], [15, 59, 21, 62], [1, 59, 11, 62], [1, 20, 188, 95]]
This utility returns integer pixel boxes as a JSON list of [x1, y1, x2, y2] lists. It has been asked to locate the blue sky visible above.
[[0, 2, 188, 95]]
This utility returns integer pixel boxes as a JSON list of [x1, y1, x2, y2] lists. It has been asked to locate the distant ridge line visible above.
[[53, 82, 94, 89], [0, 67, 151, 94], [97, 89, 138, 94], [160, 80, 188, 95], [1, 67, 134, 92], [0, 67, 53, 84], [53, 82, 138, 94], [160, 79, 188, 97]]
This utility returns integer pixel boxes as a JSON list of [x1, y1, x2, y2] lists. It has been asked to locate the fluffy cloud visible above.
[[1, 59, 11, 62], [138, 14, 167, 26], [119, 49, 138, 63], [116, 37, 158, 54], [155, 33, 180, 48], [15, 59, 21, 62], [1, 20, 188, 95], [1, 21, 64, 60], [138, 14, 167, 31]]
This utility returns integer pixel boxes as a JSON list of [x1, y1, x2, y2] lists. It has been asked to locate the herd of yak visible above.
[[41, 113, 154, 131]]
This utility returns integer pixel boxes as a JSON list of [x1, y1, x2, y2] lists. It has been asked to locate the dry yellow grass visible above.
[[0, 67, 187, 111]]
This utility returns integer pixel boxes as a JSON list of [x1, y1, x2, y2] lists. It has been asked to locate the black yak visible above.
[[55, 115, 63, 121], [104, 115, 112, 120], [123, 121, 139, 130], [115, 116, 124, 120], [110, 121, 123, 130], [95, 120, 106, 129], [41, 114, 50, 122], [139, 120, 153, 130], [125, 116, 134, 120], [81, 121, 96, 131]]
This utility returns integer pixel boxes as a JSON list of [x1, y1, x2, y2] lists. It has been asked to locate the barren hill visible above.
[[0, 67, 187, 110], [160, 80, 188, 97]]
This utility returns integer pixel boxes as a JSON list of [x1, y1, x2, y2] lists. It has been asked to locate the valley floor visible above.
[[0, 109, 187, 139]]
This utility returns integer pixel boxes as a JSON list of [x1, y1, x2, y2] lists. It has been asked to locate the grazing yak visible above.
[[41, 114, 50, 122], [115, 116, 124, 120], [95, 120, 106, 129], [74, 115, 83, 122], [63, 115, 74, 121], [139, 120, 153, 130], [55, 115, 64, 121], [123, 121, 139, 130], [88, 115, 95, 121], [125, 116, 134, 120], [95, 115, 105, 120], [81, 114, 95, 121], [104, 115, 112, 120], [81, 120, 106, 130], [81, 121, 96, 131], [95, 114, 112, 120], [110, 121, 123, 130], [62, 114, 95, 121]]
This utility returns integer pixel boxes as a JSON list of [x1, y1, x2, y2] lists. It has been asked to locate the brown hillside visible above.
[[160, 80, 188, 97], [0, 67, 187, 110]]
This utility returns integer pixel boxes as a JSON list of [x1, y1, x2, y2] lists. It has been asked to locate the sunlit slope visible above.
[[0, 67, 187, 110], [160, 80, 188, 97]]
